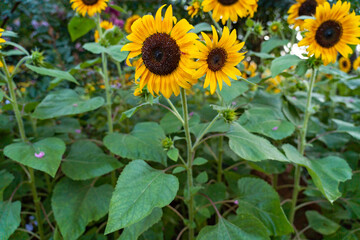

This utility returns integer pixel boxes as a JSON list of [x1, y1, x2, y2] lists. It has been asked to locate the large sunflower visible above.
[[70, 0, 109, 17], [124, 15, 141, 34], [121, 5, 199, 99], [298, 1, 360, 66], [338, 57, 351, 73], [193, 26, 245, 94], [287, 0, 326, 30], [202, 0, 258, 25]]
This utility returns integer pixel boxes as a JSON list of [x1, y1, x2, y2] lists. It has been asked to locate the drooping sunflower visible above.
[[124, 15, 141, 34], [298, 1, 360, 66], [187, 1, 201, 18], [338, 57, 351, 73], [354, 56, 360, 71], [94, 20, 114, 42], [202, 0, 258, 25], [287, 0, 326, 30], [70, 0, 109, 17], [193, 26, 245, 94], [121, 5, 199, 99]]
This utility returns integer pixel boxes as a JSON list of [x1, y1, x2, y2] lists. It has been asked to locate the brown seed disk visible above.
[[315, 20, 343, 48], [207, 48, 227, 72]]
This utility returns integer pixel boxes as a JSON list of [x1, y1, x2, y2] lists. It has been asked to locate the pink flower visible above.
[[272, 126, 279, 131], [73, 103, 78, 107], [75, 129, 81, 134], [34, 152, 45, 158], [234, 200, 239, 205]]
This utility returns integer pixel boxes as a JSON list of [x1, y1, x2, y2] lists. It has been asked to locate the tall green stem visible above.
[[1, 57, 45, 240], [97, 15, 116, 186], [180, 88, 195, 240], [217, 136, 224, 182], [289, 68, 318, 224]]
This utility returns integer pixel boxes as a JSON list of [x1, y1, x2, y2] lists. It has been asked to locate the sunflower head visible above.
[[338, 57, 351, 73], [193, 26, 245, 94], [269, 21, 283, 35], [94, 20, 114, 42], [202, 0, 259, 25], [121, 5, 199, 99], [124, 15, 141, 34], [354, 56, 360, 71], [70, 0, 109, 17], [0, 28, 5, 49], [287, 0, 326, 30], [298, 1, 360, 66], [187, 1, 201, 18]]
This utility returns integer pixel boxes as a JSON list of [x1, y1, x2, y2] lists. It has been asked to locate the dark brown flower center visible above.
[[342, 60, 348, 67], [82, 0, 99, 5], [315, 20, 343, 48], [207, 48, 227, 72], [142, 33, 181, 76], [298, 0, 317, 17], [218, 0, 238, 6]]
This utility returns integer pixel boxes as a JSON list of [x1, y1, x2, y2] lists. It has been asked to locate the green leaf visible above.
[[190, 23, 212, 33], [104, 122, 167, 165], [107, 45, 128, 62], [120, 98, 160, 122], [32, 89, 104, 119], [306, 211, 340, 235], [160, 112, 182, 134], [0, 201, 21, 240], [119, 208, 162, 240], [4, 138, 66, 177], [226, 123, 288, 162], [167, 148, 179, 162], [0, 170, 14, 201], [62, 140, 123, 180], [105, 160, 179, 234], [26, 64, 79, 84], [261, 38, 289, 53], [52, 178, 113, 240], [193, 157, 208, 166], [333, 119, 360, 140], [282, 144, 352, 202], [110, 4, 126, 13], [68, 16, 96, 41], [196, 172, 208, 184], [219, 79, 249, 104], [271, 55, 301, 77], [3, 42, 29, 56], [236, 177, 293, 236], [197, 215, 270, 240], [248, 51, 274, 59], [83, 43, 107, 54]]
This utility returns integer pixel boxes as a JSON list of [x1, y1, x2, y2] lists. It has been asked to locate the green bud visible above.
[[31, 50, 45, 66], [222, 109, 238, 123], [162, 137, 173, 150]]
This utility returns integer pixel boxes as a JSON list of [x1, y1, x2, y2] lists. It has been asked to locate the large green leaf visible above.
[[282, 144, 352, 202], [238, 107, 295, 140], [306, 211, 340, 235], [333, 119, 360, 140], [0, 170, 14, 200], [270, 55, 301, 77], [62, 140, 123, 180], [68, 16, 96, 42], [32, 89, 104, 119], [119, 208, 162, 240], [26, 64, 79, 84], [197, 215, 270, 240], [0, 201, 21, 240], [83, 43, 129, 63], [236, 177, 293, 236], [261, 38, 289, 53], [4, 138, 66, 177], [219, 79, 249, 104], [104, 122, 167, 165], [105, 160, 179, 234], [52, 178, 113, 240], [226, 123, 288, 162]]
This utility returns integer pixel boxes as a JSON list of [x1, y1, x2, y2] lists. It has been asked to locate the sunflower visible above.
[[193, 26, 245, 94], [287, 0, 326, 30], [354, 56, 360, 71], [0, 28, 5, 49], [124, 15, 141, 34], [94, 20, 114, 42], [187, 1, 201, 18], [121, 5, 198, 99], [70, 0, 108, 17], [298, 1, 360, 66], [202, 0, 258, 25], [338, 57, 351, 73], [242, 61, 257, 79]]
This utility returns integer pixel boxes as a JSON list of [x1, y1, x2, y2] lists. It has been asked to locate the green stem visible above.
[[243, 28, 251, 43], [115, 61, 124, 87], [166, 98, 184, 125], [289, 68, 318, 224], [1, 56, 45, 240], [180, 88, 195, 240], [192, 114, 220, 151], [329, 80, 337, 128], [217, 136, 224, 182], [226, 19, 232, 29], [208, 12, 222, 34]]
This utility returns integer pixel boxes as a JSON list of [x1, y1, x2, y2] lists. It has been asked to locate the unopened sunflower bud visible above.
[[269, 21, 283, 35], [162, 137, 173, 151], [31, 50, 45, 66], [222, 109, 238, 123], [253, 22, 264, 36]]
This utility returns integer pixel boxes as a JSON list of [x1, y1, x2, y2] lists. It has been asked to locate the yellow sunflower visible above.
[[95, 20, 114, 42], [121, 5, 199, 99], [187, 1, 201, 18], [338, 57, 351, 73], [70, 0, 109, 17], [193, 26, 245, 94], [287, 0, 326, 30], [124, 15, 141, 34], [298, 1, 360, 66], [202, 0, 258, 25], [0, 28, 5, 49], [353, 56, 360, 71]]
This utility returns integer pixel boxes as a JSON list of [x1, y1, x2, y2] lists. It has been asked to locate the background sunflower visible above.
[[124, 15, 140, 34], [70, 0, 109, 17], [339, 57, 351, 73], [287, 0, 326, 30]]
